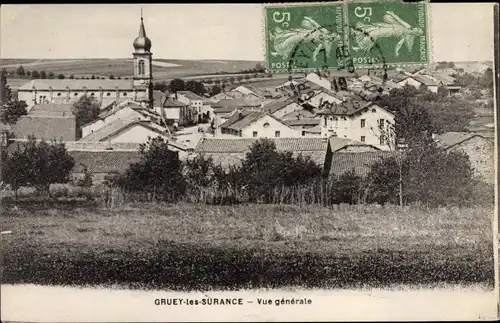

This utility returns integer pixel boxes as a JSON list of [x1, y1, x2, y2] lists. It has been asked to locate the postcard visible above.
[[0, 1, 498, 322]]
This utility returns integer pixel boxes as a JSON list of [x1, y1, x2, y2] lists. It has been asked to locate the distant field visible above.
[[0, 58, 263, 82]]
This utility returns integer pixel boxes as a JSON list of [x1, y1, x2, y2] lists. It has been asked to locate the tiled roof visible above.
[[328, 137, 358, 152], [304, 124, 322, 134], [18, 79, 135, 91], [329, 151, 395, 177], [412, 75, 440, 86], [177, 90, 205, 101], [28, 103, 74, 117], [10, 115, 76, 141], [212, 99, 262, 109], [70, 150, 141, 174], [65, 141, 141, 151], [281, 109, 315, 120], [219, 111, 267, 131], [162, 97, 189, 108], [80, 119, 168, 142], [196, 137, 328, 153], [263, 98, 296, 114], [435, 132, 489, 149], [317, 99, 374, 116], [98, 101, 161, 121], [195, 137, 329, 169], [283, 118, 320, 127]]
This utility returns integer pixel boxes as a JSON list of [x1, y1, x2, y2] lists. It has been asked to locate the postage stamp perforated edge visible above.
[[262, 0, 433, 73], [263, 1, 347, 74]]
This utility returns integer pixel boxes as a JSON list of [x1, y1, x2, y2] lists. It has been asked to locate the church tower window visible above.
[[138, 60, 145, 76]]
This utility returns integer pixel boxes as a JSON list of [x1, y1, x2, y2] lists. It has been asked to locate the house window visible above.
[[324, 117, 327, 127], [361, 136, 366, 142], [74, 93, 78, 96], [138, 60, 145, 75], [379, 119, 385, 128], [123, 92, 127, 96], [372, 108, 376, 112], [302, 130, 306, 136], [253, 131, 258, 137], [107, 93, 111, 96], [361, 119, 366, 128], [275, 131, 280, 138], [91, 93, 95, 96], [57, 93, 61, 96]]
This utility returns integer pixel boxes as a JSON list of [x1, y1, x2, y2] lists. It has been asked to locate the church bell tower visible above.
[[132, 9, 153, 108]]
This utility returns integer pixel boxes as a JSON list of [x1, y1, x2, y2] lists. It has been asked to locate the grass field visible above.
[[1, 203, 494, 290], [0, 58, 262, 82]]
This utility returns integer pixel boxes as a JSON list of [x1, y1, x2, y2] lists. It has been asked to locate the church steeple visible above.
[[132, 9, 153, 108], [133, 8, 152, 52]]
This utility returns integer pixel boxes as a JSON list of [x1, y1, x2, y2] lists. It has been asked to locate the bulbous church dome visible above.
[[133, 17, 152, 51]]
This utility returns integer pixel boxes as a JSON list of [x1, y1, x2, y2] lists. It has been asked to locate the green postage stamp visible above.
[[264, 1, 429, 72], [264, 2, 346, 71]]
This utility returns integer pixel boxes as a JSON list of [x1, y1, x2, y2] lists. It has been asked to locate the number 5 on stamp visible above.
[[347, 1, 429, 67], [264, 3, 346, 72]]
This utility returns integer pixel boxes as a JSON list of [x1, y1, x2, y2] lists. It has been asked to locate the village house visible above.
[[81, 100, 163, 138], [303, 90, 344, 111], [262, 98, 302, 119], [9, 103, 77, 141], [211, 98, 263, 126], [158, 97, 193, 127], [69, 150, 141, 184], [283, 118, 321, 137], [79, 118, 170, 144], [194, 137, 330, 170], [170, 90, 211, 123], [435, 132, 494, 184], [216, 110, 299, 139], [323, 137, 384, 176], [397, 74, 442, 93], [317, 99, 396, 150]]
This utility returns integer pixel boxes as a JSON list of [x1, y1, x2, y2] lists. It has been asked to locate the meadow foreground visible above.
[[1, 203, 494, 290]]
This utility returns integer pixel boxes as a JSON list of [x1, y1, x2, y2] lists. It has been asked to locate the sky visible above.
[[0, 3, 495, 62]]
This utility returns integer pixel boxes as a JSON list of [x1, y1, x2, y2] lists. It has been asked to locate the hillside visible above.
[[0, 58, 263, 84]]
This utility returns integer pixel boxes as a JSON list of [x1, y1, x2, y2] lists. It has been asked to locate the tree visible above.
[[47, 72, 55, 79], [57, 74, 65, 79], [3, 136, 75, 197], [90, 75, 96, 80], [239, 139, 322, 203], [40, 70, 47, 79], [71, 96, 101, 138], [69, 74, 74, 79], [169, 78, 185, 93], [26, 71, 32, 77], [1, 100, 28, 125], [210, 85, 222, 96], [447, 62, 455, 68], [185, 80, 205, 96], [120, 136, 185, 202], [31, 70, 40, 79], [16, 65, 25, 77], [481, 68, 493, 93], [1, 70, 12, 105], [376, 86, 437, 147], [153, 81, 168, 92], [2, 142, 30, 199], [109, 75, 115, 79], [364, 144, 474, 207]]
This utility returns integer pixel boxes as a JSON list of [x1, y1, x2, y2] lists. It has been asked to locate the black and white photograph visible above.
[[0, 2, 498, 321]]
